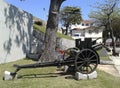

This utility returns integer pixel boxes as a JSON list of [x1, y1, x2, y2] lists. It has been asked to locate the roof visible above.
[[81, 20, 93, 23], [84, 26, 103, 30]]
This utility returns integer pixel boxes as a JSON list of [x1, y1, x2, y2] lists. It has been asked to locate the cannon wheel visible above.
[[65, 47, 79, 55], [75, 49, 99, 74]]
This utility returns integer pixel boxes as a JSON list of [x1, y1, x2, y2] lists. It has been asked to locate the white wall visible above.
[[71, 23, 90, 29], [0, 0, 33, 63], [85, 30, 103, 43], [61, 38, 75, 49]]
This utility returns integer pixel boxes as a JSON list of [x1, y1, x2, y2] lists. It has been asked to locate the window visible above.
[[73, 34, 80, 37], [82, 23, 84, 26], [89, 30, 92, 34], [94, 29, 99, 34], [86, 23, 89, 26]]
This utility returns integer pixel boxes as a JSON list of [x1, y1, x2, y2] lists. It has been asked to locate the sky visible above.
[[5, 0, 99, 21]]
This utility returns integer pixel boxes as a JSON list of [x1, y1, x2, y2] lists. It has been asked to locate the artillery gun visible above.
[[3, 37, 110, 80]]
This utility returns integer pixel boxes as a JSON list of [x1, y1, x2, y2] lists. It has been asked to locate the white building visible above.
[[71, 20, 103, 43], [71, 20, 93, 29], [0, 0, 33, 64], [84, 27, 103, 43]]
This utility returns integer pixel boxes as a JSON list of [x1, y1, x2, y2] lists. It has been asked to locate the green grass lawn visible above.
[[0, 59, 120, 88], [33, 24, 73, 40]]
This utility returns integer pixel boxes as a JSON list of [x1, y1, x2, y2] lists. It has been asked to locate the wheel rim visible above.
[[65, 47, 80, 57], [75, 49, 99, 74]]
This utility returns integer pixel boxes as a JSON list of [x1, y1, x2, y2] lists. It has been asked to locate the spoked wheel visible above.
[[75, 49, 99, 74], [64, 47, 80, 58]]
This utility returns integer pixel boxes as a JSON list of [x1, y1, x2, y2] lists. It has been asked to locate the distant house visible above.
[[71, 20, 93, 30], [84, 26, 103, 43], [0, 0, 33, 63], [71, 20, 103, 43]]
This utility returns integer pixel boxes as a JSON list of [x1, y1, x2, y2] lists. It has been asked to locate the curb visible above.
[[100, 60, 114, 65]]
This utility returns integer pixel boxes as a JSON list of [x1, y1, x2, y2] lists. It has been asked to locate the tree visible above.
[[89, 7, 120, 43], [20, 0, 65, 62], [40, 0, 66, 62], [60, 6, 82, 35], [111, 11, 120, 41], [89, 0, 120, 55]]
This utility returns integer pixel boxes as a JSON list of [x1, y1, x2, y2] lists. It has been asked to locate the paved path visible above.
[[98, 65, 120, 77], [109, 55, 120, 74], [99, 54, 120, 77]]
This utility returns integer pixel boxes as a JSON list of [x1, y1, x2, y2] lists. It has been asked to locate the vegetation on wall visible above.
[[33, 24, 73, 40]]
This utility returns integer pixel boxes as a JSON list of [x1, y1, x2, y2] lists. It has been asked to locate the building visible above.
[[71, 20, 93, 30], [71, 20, 103, 43], [0, 0, 33, 63]]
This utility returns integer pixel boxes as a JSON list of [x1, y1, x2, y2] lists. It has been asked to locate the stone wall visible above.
[[32, 29, 75, 54], [0, 0, 33, 63]]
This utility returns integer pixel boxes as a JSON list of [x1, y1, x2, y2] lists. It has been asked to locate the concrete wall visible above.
[[58, 38, 75, 50], [0, 0, 33, 63]]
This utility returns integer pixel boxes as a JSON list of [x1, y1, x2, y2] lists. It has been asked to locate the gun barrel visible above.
[[92, 43, 111, 52], [13, 58, 75, 69], [92, 43, 103, 50]]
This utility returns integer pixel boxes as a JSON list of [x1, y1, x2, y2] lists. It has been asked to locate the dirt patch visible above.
[[98, 65, 120, 77]]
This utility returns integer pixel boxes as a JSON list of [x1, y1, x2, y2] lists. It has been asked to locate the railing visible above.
[[105, 42, 120, 47]]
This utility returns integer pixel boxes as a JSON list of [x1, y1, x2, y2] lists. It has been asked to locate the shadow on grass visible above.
[[18, 73, 58, 79], [17, 71, 75, 79]]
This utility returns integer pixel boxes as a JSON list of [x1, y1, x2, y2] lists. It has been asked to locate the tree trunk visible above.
[[108, 14, 116, 55], [109, 19, 116, 55], [65, 26, 68, 35], [40, 0, 65, 62], [102, 25, 108, 44]]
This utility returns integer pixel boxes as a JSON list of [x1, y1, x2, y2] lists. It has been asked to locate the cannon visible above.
[[3, 37, 110, 80]]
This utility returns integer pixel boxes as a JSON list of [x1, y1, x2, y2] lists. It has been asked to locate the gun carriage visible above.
[[3, 37, 109, 79]]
